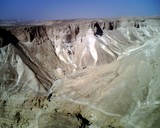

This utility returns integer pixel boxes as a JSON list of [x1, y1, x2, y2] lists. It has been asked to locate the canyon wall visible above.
[[0, 17, 160, 127]]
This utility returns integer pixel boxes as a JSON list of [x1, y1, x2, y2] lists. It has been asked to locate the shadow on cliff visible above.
[[94, 22, 103, 36], [0, 28, 19, 47]]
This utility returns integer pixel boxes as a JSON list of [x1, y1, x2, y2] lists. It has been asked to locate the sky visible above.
[[0, 0, 160, 20]]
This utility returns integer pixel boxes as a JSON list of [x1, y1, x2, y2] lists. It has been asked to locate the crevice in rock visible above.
[[94, 22, 103, 36], [14, 112, 21, 124], [65, 34, 72, 43], [134, 23, 140, 28], [108, 22, 114, 30], [47, 93, 53, 101], [75, 113, 91, 128], [75, 26, 80, 35]]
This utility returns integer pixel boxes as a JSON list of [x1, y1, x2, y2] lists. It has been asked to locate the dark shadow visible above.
[[66, 34, 72, 43], [75, 26, 80, 35], [0, 28, 19, 47], [108, 22, 114, 30], [134, 23, 140, 28], [94, 22, 103, 36], [76, 113, 91, 128]]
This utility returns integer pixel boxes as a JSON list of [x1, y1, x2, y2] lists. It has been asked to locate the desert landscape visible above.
[[0, 17, 160, 127]]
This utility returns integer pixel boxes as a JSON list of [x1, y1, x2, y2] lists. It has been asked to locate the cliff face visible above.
[[0, 17, 160, 128], [2, 18, 160, 70]]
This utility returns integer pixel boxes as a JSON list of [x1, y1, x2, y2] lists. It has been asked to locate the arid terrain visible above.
[[0, 17, 160, 128]]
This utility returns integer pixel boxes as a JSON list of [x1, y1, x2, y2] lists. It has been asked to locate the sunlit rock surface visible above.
[[0, 17, 160, 128]]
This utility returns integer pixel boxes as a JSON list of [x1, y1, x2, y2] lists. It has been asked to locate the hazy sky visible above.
[[0, 0, 160, 20]]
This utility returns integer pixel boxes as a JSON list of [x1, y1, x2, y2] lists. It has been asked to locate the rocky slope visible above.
[[0, 17, 160, 128]]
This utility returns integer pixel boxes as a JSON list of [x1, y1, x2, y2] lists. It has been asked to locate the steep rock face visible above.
[[3, 18, 160, 70], [0, 17, 160, 128]]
